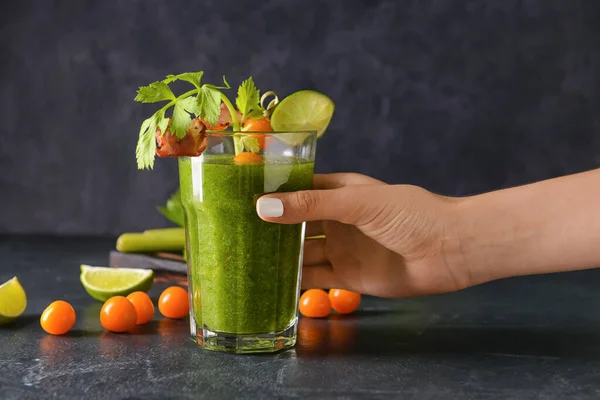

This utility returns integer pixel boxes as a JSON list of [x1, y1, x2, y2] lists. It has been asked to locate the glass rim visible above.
[[205, 130, 318, 137]]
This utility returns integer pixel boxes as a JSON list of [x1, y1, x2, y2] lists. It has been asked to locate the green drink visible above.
[[180, 132, 317, 353], [132, 70, 334, 354]]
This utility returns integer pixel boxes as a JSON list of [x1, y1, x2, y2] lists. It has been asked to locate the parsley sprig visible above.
[[135, 72, 266, 170], [236, 78, 264, 122]]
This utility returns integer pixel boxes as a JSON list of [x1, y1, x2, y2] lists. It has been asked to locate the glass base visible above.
[[190, 319, 298, 354]]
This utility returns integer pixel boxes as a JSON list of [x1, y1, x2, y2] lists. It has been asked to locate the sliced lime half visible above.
[[270, 90, 335, 143], [0, 277, 27, 325], [80, 264, 154, 302]]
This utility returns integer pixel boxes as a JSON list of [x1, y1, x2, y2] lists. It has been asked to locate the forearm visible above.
[[457, 168, 600, 285]]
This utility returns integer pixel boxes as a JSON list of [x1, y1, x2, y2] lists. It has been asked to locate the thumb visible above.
[[256, 187, 371, 225]]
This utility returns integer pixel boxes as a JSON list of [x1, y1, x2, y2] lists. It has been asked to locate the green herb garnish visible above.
[[134, 72, 264, 170], [157, 189, 185, 227], [234, 134, 261, 155], [236, 77, 264, 123]]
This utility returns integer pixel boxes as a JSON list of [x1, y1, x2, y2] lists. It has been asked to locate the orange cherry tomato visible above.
[[158, 286, 189, 319], [328, 289, 361, 314], [242, 117, 272, 150], [233, 152, 264, 164], [299, 289, 331, 318], [40, 300, 76, 335], [126, 291, 155, 325], [243, 117, 272, 132], [100, 296, 137, 333]]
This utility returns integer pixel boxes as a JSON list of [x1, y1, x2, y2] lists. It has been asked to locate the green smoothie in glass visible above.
[[180, 150, 315, 349], [133, 71, 334, 353]]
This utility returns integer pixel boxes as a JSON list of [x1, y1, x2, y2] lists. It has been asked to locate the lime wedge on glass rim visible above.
[[80, 264, 154, 302], [270, 90, 335, 145], [0, 277, 27, 325]]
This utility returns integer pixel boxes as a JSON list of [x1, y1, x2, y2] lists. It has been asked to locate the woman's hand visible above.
[[257, 168, 600, 298], [256, 173, 469, 298]]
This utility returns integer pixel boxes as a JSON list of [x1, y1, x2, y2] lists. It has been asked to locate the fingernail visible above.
[[257, 198, 284, 218]]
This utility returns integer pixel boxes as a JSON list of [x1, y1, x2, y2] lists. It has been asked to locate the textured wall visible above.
[[1, 0, 599, 235]]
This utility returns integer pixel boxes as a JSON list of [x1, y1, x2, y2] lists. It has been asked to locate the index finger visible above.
[[313, 173, 387, 190]]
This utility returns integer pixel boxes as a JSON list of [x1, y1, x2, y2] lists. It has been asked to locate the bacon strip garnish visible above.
[[156, 106, 232, 158], [156, 118, 208, 157]]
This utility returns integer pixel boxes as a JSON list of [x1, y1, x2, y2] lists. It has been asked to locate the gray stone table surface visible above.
[[2, 236, 600, 399]]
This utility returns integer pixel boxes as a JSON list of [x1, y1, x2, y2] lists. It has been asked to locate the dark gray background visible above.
[[1, 0, 599, 236]]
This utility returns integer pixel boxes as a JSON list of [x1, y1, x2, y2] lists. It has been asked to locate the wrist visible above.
[[427, 195, 485, 291], [452, 191, 540, 286]]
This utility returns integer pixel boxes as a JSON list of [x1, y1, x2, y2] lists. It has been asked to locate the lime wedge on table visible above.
[[80, 264, 154, 302], [270, 90, 335, 144], [0, 277, 27, 325]]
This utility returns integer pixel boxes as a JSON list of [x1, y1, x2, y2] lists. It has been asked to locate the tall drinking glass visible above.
[[178, 131, 317, 354]]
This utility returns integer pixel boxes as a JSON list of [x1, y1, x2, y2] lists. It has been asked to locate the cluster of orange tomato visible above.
[[39, 285, 361, 335], [299, 289, 361, 318], [39, 286, 189, 335]]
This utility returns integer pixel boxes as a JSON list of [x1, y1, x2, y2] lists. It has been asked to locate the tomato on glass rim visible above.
[[242, 117, 272, 150]]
